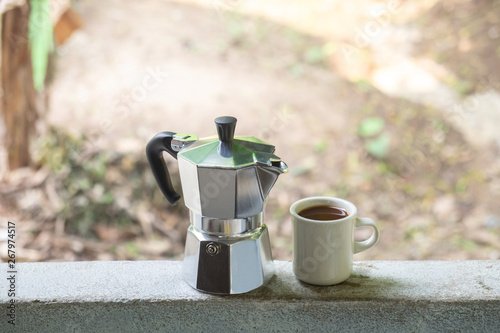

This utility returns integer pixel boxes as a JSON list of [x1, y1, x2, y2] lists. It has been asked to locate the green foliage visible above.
[[125, 241, 140, 257], [451, 235, 478, 252], [354, 79, 373, 92], [29, 0, 54, 91], [431, 119, 449, 134], [303, 43, 335, 64], [35, 128, 164, 237], [358, 117, 385, 137], [304, 45, 324, 64], [365, 133, 390, 159], [314, 140, 327, 153], [451, 80, 474, 96], [358, 117, 390, 159]]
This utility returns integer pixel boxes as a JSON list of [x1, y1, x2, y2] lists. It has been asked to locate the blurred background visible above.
[[0, 0, 499, 262]]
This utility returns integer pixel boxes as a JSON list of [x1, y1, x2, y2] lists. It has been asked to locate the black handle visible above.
[[146, 131, 181, 205], [215, 116, 237, 157]]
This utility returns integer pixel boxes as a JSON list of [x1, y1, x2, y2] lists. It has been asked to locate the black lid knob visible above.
[[215, 116, 237, 143]]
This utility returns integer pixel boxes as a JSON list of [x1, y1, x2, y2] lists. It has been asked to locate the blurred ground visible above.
[[1, 0, 499, 262]]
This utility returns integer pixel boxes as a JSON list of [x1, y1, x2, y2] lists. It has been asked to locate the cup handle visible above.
[[353, 217, 379, 254]]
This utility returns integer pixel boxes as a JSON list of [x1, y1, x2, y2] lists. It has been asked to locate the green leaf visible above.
[[355, 79, 372, 92], [304, 46, 324, 63], [358, 117, 385, 137], [365, 133, 390, 159], [314, 140, 327, 153], [451, 80, 473, 96], [101, 192, 114, 205], [29, 0, 54, 91]]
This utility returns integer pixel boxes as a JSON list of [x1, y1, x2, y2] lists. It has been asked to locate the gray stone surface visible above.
[[1, 260, 499, 332]]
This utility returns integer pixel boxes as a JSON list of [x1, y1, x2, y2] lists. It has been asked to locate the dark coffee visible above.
[[298, 205, 349, 221]]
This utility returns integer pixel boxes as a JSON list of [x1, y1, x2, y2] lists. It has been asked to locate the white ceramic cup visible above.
[[290, 197, 379, 286]]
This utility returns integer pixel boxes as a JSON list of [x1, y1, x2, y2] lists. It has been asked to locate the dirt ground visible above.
[[1, 0, 499, 263]]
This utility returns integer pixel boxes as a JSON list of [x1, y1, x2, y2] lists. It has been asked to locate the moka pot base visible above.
[[182, 212, 275, 295]]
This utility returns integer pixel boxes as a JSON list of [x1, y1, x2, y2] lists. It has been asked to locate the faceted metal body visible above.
[[182, 221, 275, 294], [146, 117, 287, 295], [176, 136, 287, 220], [178, 160, 281, 219]]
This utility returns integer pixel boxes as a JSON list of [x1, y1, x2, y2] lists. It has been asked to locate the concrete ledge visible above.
[[1, 260, 499, 332]]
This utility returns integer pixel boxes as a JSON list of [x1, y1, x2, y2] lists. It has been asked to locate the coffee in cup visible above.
[[298, 205, 349, 221], [290, 197, 379, 286]]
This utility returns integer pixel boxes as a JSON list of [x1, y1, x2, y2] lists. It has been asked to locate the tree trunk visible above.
[[1, 3, 38, 170]]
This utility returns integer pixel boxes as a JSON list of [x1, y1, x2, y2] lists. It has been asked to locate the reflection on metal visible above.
[[179, 163, 286, 219], [190, 211, 263, 236], [182, 225, 275, 295], [147, 117, 286, 294]]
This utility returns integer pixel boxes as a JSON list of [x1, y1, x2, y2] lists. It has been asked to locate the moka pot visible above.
[[146, 116, 288, 294]]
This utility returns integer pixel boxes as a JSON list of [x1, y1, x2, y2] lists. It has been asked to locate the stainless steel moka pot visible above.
[[146, 116, 288, 294]]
